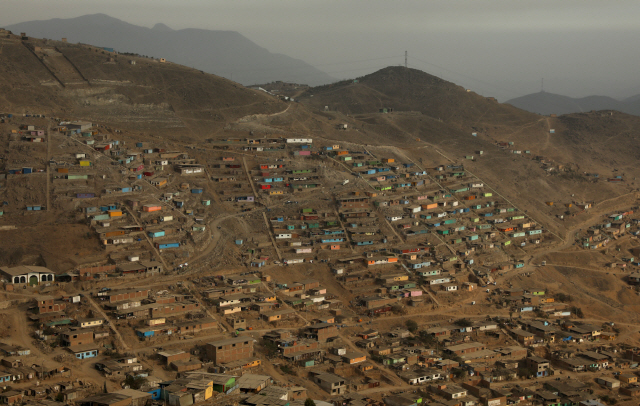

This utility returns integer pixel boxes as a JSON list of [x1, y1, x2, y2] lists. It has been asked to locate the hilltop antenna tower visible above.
[[405, 51, 407, 68], [541, 78, 544, 92]]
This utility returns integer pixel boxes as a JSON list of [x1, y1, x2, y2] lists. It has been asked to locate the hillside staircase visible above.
[[22, 42, 90, 87]]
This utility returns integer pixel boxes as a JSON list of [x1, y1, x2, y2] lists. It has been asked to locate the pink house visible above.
[[408, 289, 423, 297]]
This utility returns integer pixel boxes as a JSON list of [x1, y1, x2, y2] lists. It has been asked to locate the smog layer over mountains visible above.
[[507, 91, 640, 117], [6, 13, 336, 86]]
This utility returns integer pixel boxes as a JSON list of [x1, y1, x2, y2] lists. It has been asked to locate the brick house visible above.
[[62, 328, 94, 346], [206, 336, 255, 365]]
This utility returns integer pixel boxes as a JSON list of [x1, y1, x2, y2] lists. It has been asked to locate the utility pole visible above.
[[405, 51, 407, 68], [541, 78, 544, 92]]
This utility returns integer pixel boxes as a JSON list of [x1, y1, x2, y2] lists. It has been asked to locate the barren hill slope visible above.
[[0, 35, 285, 138], [295, 67, 640, 235]]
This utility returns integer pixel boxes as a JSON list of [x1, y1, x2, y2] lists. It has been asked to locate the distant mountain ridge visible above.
[[6, 13, 336, 86], [506, 91, 640, 117]]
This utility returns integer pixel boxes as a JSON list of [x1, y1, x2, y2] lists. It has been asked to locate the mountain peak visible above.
[[152, 23, 173, 31]]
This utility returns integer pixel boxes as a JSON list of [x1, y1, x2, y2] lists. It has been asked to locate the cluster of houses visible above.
[[579, 209, 637, 250]]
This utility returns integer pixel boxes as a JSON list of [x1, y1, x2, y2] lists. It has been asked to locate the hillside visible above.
[[506, 90, 640, 117], [6, 13, 336, 86], [296, 67, 640, 234], [0, 33, 284, 138]]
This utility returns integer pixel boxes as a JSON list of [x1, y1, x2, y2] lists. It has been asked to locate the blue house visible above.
[[147, 389, 162, 400], [321, 237, 344, 243], [323, 229, 344, 235], [72, 349, 98, 359], [355, 240, 374, 246], [136, 329, 155, 338]]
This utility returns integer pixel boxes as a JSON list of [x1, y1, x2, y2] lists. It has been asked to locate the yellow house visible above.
[[108, 210, 123, 217], [245, 359, 261, 369], [618, 374, 637, 384], [79, 160, 91, 167], [392, 274, 409, 282], [184, 379, 214, 400], [344, 353, 367, 364], [269, 190, 284, 195]]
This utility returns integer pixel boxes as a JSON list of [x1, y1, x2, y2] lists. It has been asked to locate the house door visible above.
[[29, 276, 38, 286]]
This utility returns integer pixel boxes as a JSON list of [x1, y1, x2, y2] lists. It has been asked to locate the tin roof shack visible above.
[[596, 376, 620, 389], [236, 374, 272, 393], [312, 372, 348, 395], [205, 336, 255, 365], [112, 390, 152, 406], [76, 393, 132, 406]]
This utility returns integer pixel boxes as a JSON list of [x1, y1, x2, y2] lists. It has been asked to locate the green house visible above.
[[383, 354, 406, 365], [211, 375, 236, 393], [246, 275, 262, 284]]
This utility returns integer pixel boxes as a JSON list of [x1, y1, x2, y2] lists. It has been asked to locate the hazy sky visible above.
[[3, 0, 640, 100]]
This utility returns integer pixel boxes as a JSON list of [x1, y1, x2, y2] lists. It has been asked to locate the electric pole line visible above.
[[405, 51, 407, 68]]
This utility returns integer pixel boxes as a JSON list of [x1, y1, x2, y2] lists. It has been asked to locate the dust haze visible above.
[[2, 0, 640, 100]]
